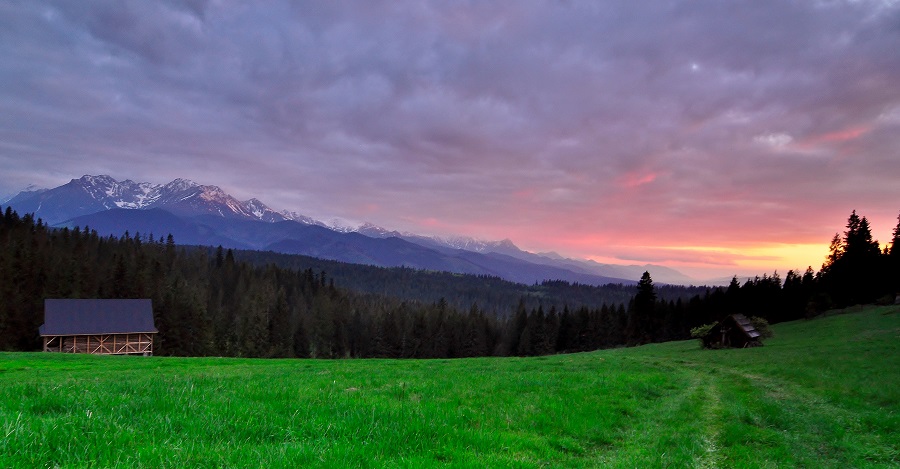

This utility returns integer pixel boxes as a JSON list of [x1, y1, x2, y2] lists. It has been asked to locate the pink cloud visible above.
[[793, 124, 873, 151], [816, 125, 871, 143], [617, 171, 658, 188]]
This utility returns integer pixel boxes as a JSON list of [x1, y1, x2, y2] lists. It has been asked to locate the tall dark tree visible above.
[[889, 212, 900, 257], [822, 233, 843, 275], [626, 271, 657, 345], [821, 210, 884, 306], [888, 212, 900, 294]]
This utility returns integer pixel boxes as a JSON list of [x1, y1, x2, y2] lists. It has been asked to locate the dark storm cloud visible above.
[[2, 0, 899, 276]]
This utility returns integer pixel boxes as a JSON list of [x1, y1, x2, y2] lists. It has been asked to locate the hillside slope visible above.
[[1, 305, 897, 467]]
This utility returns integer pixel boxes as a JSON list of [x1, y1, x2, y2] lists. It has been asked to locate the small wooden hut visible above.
[[702, 313, 762, 348], [40, 299, 157, 355]]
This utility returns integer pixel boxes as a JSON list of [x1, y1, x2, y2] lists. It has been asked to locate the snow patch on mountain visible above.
[[429, 236, 520, 253], [280, 210, 326, 226], [164, 178, 199, 193], [356, 222, 404, 238], [324, 221, 520, 254], [325, 217, 366, 233]]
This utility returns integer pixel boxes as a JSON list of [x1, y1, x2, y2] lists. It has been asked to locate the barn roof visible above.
[[39, 299, 157, 336]]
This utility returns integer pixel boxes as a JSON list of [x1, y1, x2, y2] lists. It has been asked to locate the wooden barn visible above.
[[702, 313, 762, 349], [39, 299, 157, 355]]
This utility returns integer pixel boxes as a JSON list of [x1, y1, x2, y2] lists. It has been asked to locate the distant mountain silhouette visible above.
[[5, 174, 696, 285], [59, 209, 633, 286]]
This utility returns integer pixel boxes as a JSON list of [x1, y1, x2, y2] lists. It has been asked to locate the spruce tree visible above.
[[626, 271, 657, 345], [884, 211, 900, 297], [890, 212, 900, 258], [821, 211, 885, 306]]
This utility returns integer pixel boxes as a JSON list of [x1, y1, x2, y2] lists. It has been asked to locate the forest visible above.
[[227, 248, 708, 314], [1, 205, 898, 358]]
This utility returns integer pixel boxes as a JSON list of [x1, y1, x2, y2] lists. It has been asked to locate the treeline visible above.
[[0, 206, 623, 357], [0, 205, 686, 357], [817, 210, 900, 308], [685, 210, 900, 326], [1, 206, 898, 358], [653, 210, 900, 328]]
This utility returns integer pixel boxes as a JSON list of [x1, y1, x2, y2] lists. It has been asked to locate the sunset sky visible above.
[[2, 1, 899, 281]]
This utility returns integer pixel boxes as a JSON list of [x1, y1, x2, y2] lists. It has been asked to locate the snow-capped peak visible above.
[[10, 174, 524, 258], [325, 217, 364, 233], [278, 210, 326, 226], [319, 220, 518, 254], [356, 222, 404, 238], [78, 174, 117, 186], [163, 178, 199, 193], [240, 198, 290, 222], [197, 185, 230, 202], [70, 175, 162, 209], [51, 175, 301, 223], [245, 198, 267, 217], [427, 235, 520, 253]]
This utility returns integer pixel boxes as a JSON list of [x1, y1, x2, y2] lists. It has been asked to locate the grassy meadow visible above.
[[1, 305, 898, 468]]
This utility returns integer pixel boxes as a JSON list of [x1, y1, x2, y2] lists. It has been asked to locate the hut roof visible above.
[[730, 313, 761, 340], [39, 299, 157, 336]]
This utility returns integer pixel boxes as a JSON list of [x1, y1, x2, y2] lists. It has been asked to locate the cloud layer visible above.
[[2, 1, 899, 279]]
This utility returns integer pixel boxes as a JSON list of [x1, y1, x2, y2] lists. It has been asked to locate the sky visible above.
[[2, 1, 900, 281]]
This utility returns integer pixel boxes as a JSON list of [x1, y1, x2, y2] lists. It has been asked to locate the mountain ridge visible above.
[[4, 174, 697, 285]]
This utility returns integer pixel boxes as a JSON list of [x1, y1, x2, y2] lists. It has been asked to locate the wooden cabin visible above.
[[40, 299, 157, 355], [702, 313, 762, 349]]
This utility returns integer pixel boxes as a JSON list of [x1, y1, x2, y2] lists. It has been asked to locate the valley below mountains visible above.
[[4, 175, 696, 286]]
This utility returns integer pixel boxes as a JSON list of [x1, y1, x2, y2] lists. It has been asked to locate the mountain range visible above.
[[3, 175, 697, 285]]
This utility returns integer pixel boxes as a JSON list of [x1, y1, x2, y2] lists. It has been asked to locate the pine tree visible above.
[[504, 300, 529, 356], [822, 233, 843, 274], [890, 212, 900, 258], [820, 211, 885, 306], [626, 271, 657, 345], [887, 212, 900, 294]]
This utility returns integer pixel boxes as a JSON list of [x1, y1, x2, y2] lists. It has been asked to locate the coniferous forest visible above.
[[1, 205, 898, 358]]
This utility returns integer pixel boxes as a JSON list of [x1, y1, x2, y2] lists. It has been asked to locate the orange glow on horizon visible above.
[[402, 211, 876, 282], [578, 242, 830, 280]]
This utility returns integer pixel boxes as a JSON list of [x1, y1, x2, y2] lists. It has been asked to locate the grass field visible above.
[[1, 305, 898, 468]]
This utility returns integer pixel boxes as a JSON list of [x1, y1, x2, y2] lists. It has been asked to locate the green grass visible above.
[[2, 305, 898, 468]]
